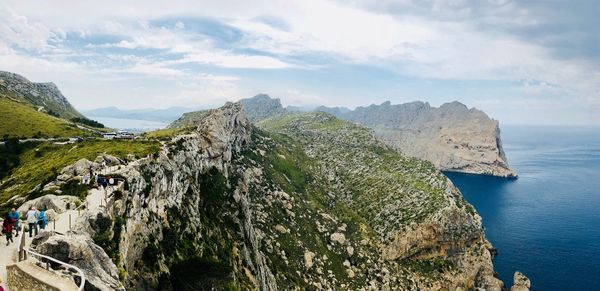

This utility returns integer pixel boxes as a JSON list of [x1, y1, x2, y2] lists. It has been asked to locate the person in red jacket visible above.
[[2, 214, 14, 246]]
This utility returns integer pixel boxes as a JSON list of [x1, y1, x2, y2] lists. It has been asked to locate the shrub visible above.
[[71, 117, 105, 128]]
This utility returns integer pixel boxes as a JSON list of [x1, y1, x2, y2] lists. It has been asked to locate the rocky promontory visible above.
[[318, 100, 517, 177], [192, 95, 517, 178], [8, 101, 512, 289]]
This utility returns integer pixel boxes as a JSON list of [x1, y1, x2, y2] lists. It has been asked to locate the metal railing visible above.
[[17, 226, 86, 291]]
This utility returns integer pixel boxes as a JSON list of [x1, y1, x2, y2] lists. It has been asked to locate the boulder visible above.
[[45, 209, 58, 221], [304, 251, 315, 269], [18, 195, 81, 214], [94, 155, 122, 167], [31, 231, 123, 291], [330, 232, 346, 244], [60, 159, 96, 179], [75, 209, 111, 238], [511, 271, 531, 291]]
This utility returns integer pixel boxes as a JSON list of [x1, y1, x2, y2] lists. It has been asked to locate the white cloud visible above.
[[0, 6, 53, 50], [0, 0, 598, 124]]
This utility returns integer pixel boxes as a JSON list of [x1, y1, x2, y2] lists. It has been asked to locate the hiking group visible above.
[[2, 207, 48, 246]]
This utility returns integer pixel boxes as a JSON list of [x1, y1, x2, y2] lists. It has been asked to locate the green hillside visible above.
[[0, 139, 160, 205], [0, 71, 85, 119], [0, 97, 95, 139], [168, 109, 209, 128]]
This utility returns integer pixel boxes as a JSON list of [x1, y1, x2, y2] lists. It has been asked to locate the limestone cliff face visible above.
[[239, 94, 286, 123], [175, 95, 516, 177], [0, 71, 84, 119], [38, 102, 505, 290], [98, 102, 504, 289], [319, 101, 517, 178]]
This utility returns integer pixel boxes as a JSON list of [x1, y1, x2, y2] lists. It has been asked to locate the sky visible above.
[[0, 0, 599, 125]]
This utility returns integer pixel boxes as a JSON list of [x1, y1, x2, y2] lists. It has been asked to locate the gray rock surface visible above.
[[239, 94, 286, 122], [319, 101, 517, 177], [31, 231, 123, 291], [171, 95, 516, 177], [18, 194, 80, 214], [511, 271, 531, 291]]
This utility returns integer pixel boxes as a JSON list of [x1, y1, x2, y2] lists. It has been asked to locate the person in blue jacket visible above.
[[38, 208, 48, 230], [7, 208, 20, 237]]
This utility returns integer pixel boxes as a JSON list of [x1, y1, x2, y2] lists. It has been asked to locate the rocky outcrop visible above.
[[319, 101, 517, 178], [18, 194, 80, 214], [261, 111, 504, 289], [174, 95, 516, 177], [511, 271, 531, 291], [30, 101, 513, 290], [239, 94, 286, 122], [0, 71, 85, 119], [31, 231, 123, 291]]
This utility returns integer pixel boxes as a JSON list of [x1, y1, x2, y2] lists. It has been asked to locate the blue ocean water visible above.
[[88, 116, 168, 132], [445, 125, 600, 291]]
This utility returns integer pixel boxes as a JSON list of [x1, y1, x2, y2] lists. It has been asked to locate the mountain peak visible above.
[[0, 71, 84, 119], [239, 94, 284, 122], [195, 102, 251, 156]]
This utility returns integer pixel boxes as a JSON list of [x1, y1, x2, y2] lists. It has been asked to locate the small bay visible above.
[[446, 125, 600, 290]]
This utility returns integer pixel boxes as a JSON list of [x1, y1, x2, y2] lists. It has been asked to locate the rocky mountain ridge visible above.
[[328, 100, 516, 177], [12, 101, 531, 290], [0, 71, 84, 119], [233, 95, 517, 178]]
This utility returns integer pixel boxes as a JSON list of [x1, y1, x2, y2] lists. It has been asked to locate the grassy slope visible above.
[[257, 113, 478, 282], [142, 126, 195, 140], [168, 110, 209, 128], [0, 139, 160, 204], [0, 97, 95, 139]]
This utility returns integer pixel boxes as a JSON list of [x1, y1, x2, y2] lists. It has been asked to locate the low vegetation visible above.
[[0, 139, 160, 204], [0, 97, 95, 139], [168, 110, 209, 128], [71, 117, 105, 128], [143, 126, 195, 140]]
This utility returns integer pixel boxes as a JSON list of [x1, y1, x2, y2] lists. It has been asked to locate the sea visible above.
[[88, 116, 168, 132], [445, 125, 600, 291]]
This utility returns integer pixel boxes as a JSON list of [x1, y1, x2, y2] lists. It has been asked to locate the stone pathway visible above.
[[0, 164, 122, 290]]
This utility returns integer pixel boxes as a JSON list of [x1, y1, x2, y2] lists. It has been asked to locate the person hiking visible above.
[[102, 177, 109, 194], [108, 176, 115, 190], [96, 173, 101, 189], [26, 206, 39, 237], [3, 214, 14, 245], [8, 208, 20, 237], [38, 209, 48, 230], [81, 172, 90, 185]]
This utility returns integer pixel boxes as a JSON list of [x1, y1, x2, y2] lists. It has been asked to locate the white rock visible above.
[[330, 232, 346, 244], [304, 251, 316, 269], [275, 224, 288, 234]]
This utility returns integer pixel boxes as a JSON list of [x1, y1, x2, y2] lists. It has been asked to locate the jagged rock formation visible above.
[[318, 101, 517, 178], [168, 110, 210, 129], [0, 71, 84, 119], [239, 94, 286, 123], [32, 231, 123, 291], [169, 95, 516, 177], [17, 194, 80, 214], [511, 271, 531, 291], [37, 102, 504, 290]]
